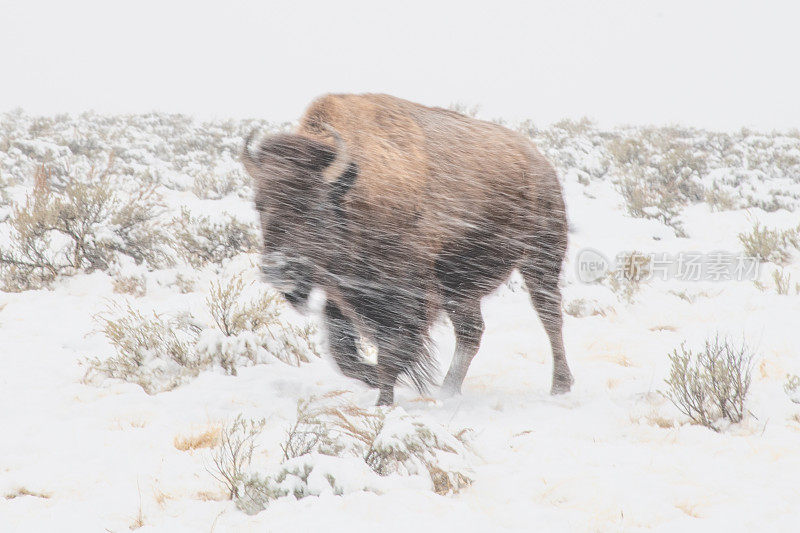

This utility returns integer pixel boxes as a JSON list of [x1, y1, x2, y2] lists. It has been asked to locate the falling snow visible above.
[[1, 107, 800, 531]]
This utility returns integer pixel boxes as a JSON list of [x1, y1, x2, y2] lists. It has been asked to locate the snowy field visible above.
[[1, 111, 800, 532]]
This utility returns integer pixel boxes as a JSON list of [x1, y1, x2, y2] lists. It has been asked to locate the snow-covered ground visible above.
[[1, 112, 799, 532]]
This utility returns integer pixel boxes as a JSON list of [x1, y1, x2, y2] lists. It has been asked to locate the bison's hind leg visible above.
[[521, 248, 574, 395]]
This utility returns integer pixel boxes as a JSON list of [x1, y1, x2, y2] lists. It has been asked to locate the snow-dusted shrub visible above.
[[606, 137, 648, 168], [191, 168, 251, 200], [0, 173, 13, 206], [551, 117, 595, 136], [172, 272, 196, 294], [662, 335, 754, 432], [754, 268, 800, 295], [112, 274, 147, 297], [280, 394, 473, 494], [280, 412, 329, 461], [775, 270, 800, 295], [606, 130, 707, 235], [0, 159, 171, 291], [84, 305, 202, 394], [563, 297, 612, 318], [86, 274, 319, 391], [704, 181, 737, 211], [235, 455, 386, 515], [170, 207, 258, 267], [524, 118, 610, 181], [744, 190, 797, 213], [448, 101, 480, 118], [783, 374, 800, 404], [213, 394, 473, 515], [362, 409, 473, 495], [738, 221, 800, 264], [202, 274, 320, 367], [617, 173, 688, 236], [208, 415, 267, 499]]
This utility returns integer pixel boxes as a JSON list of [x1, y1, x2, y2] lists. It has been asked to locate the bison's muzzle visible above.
[[260, 251, 314, 309]]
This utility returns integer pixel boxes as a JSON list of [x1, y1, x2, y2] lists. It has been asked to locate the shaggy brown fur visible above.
[[243, 93, 573, 405]]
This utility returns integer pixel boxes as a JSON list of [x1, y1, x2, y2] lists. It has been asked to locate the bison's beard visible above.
[[282, 279, 312, 311], [261, 256, 315, 312]]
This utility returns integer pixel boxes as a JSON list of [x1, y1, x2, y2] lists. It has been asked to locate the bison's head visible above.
[[242, 128, 356, 310]]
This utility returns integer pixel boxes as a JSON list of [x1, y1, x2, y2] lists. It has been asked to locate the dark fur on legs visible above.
[[373, 316, 432, 405], [521, 225, 573, 394], [441, 300, 484, 395], [326, 263, 437, 405], [323, 301, 379, 388]]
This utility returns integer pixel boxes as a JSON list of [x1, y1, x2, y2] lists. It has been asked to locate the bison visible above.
[[242, 93, 573, 405]]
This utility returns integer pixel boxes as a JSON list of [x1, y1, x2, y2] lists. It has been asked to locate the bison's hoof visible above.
[[550, 377, 573, 395], [376, 390, 394, 406], [439, 383, 462, 398]]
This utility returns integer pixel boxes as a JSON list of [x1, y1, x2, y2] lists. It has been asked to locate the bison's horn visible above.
[[321, 123, 351, 183], [241, 128, 260, 178]]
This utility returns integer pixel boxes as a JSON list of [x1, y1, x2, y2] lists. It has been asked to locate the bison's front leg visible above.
[[323, 301, 379, 388], [376, 378, 395, 406], [441, 299, 484, 396], [373, 330, 407, 406], [373, 319, 431, 406]]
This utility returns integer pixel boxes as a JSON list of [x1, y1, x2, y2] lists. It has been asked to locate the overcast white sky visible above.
[[1, 0, 798, 130]]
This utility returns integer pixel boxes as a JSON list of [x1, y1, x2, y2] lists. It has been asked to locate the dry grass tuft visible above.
[[175, 425, 222, 451], [152, 488, 171, 509], [637, 411, 677, 429], [130, 481, 145, 530], [195, 490, 227, 501], [650, 325, 678, 332], [4, 487, 51, 500], [676, 501, 703, 518], [113, 275, 147, 297]]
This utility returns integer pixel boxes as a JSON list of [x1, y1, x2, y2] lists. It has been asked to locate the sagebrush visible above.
[[85, 274, 319, 392], [0, 158, 171, 291], [662, 335, 754, 431], [209, 394, 473, 515], [171, 207, 258, 268], [738, 222, 800, 264], [84, 305, 202, 394]]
